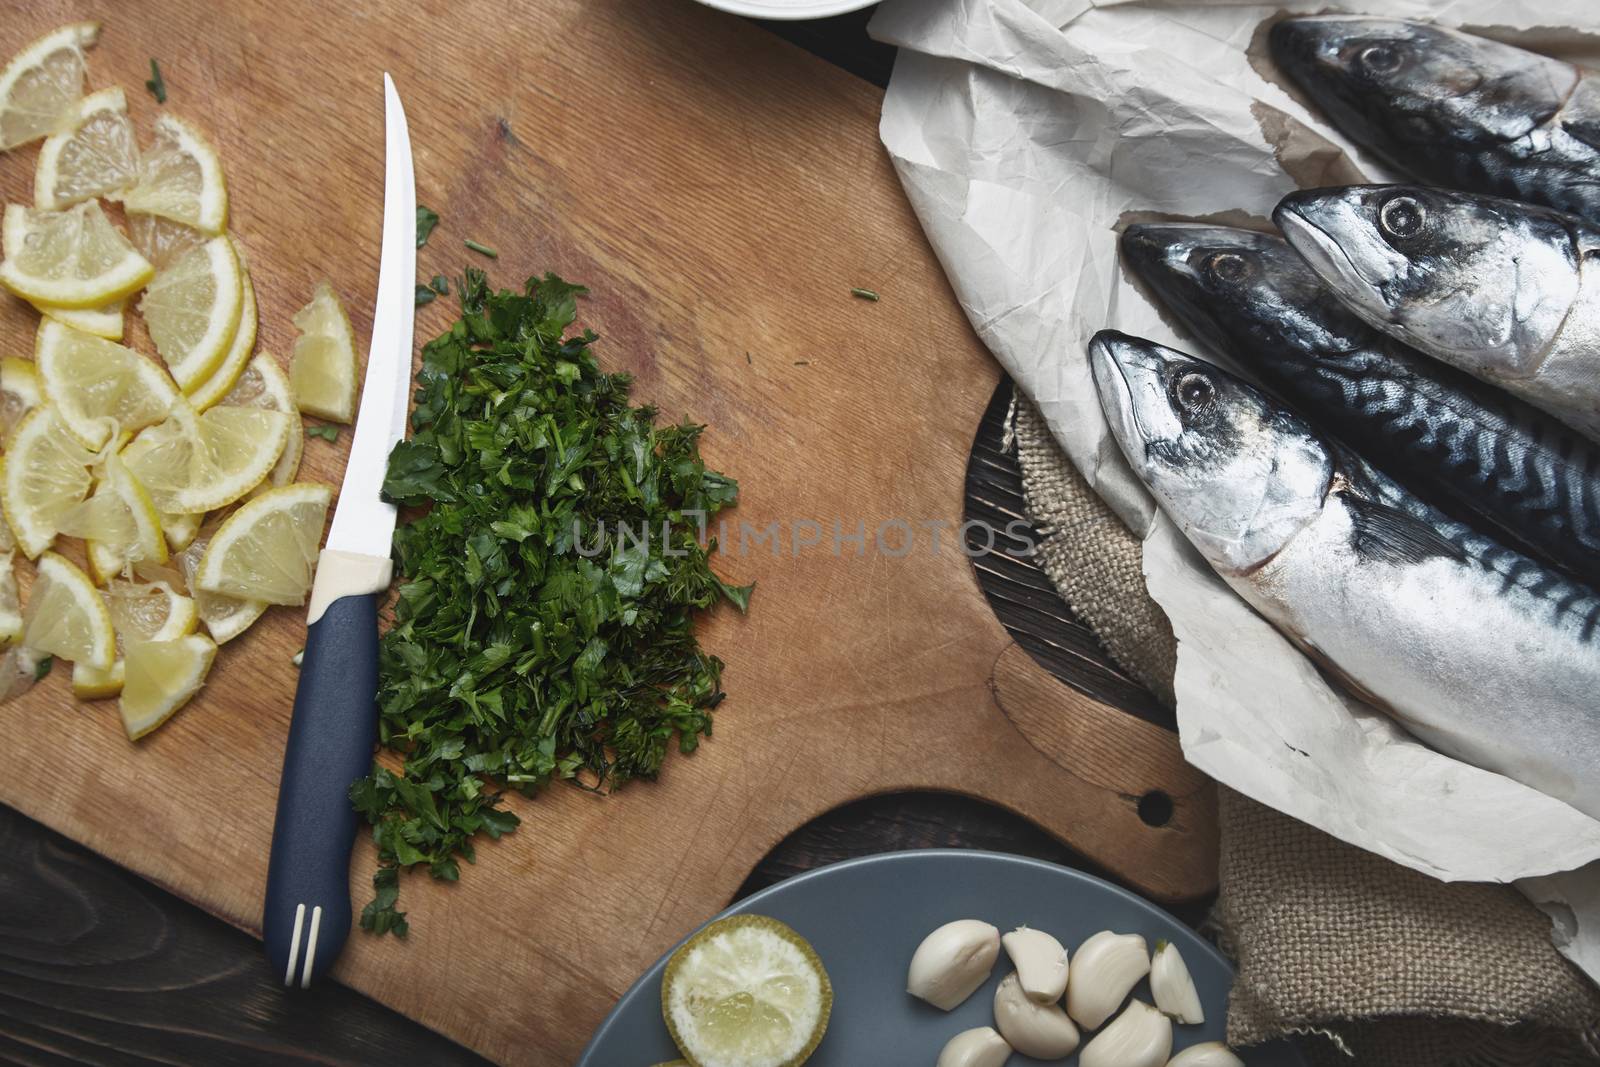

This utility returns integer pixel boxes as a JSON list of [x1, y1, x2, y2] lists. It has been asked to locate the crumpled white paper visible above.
[[871, 0, 1600, 975]]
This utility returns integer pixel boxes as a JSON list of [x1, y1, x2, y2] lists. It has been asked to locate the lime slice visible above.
[[662, 915, 832, 1067]]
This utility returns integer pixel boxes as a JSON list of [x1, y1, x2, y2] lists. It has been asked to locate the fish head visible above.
[[1275, 185, 1580, 376], [1270, 16, 1573, 148], [1121, 222, 1368, 361], [1089, 331, 1332, 575]]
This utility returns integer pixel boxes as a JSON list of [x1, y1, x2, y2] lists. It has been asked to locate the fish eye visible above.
[[1203, 252, 1252, 285], [1170, 369, 1216, 414], [1379, 195, 1426, 239], [1358, 44, 1404, 76]]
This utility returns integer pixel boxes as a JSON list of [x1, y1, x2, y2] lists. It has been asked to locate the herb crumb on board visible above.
[[351, 268, 751, 936]]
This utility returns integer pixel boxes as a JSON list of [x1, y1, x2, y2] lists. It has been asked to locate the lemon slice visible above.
[[22, 550, 113, 669], [59, 454, 167, 583], [195, 483, 331, 605], [122, 114, 228, 236], [34, 86, 138, 209], [662, 915, 832, 1067], [120, 400, 289, 514], [177, 528, 265, 644], [224, 353, 302, 488], [187, 257, 257, 411], [139, 236, 243, 391], [161, 509, 201, 552], [0, 552, 21, 646], [119, 632, 216, 740], [1, 405, 94, 557], [36, 319, 180, 449], [73, 577, 195, 698], [0, 201, 154, 309], [37, 298, 124, 340], [0, 355, 41, 436], [127, 212, 204, 269], [0, 23, 97, 152], [289, 281, 358, 422]]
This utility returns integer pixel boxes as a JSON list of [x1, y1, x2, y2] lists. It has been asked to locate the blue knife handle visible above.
[[263, 590, 379, 988]]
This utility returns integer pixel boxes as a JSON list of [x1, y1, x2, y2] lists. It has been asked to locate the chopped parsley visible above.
[[352, 269, 750, 936]]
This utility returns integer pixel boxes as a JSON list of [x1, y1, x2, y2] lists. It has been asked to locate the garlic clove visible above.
[[1078, 999, 1171, 1067], [907, 919, 1001, 1010], [993, 971, 1081, 1059], [1150, 939, 1205, 1024], [1167, 1040, 1247, 1067], [935, 1025, 1012, 1067], [1001, 926, 1069, 1003], [1066, 929, 1150, 1030]]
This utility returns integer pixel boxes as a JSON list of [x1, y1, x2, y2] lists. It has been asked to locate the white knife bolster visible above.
[[306, 549, 394, 625]]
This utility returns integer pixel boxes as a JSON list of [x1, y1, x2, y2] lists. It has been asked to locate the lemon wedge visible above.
[[289, 281, 358, 422], [34, 86, 138, 209], [0, 552, 21, 646], [37, 298, 124, 340], [73, 577, 195, 699], [139, 236, 243, 391], [195, 483, 331, 605], [161, 509, 201, 552], [1, 405, 94, 557], [662, 915, 833, 1067], [0, 355, 41, 435], [0, 201, 153, 309], [187, 254, 257, 411], [22, 550, 114, 669], [120, 400, 289, 514], [223, 353, 302, 488], [120, 632, 216, 740], [36, 319, 180, 450], [0, 22, 97, 152], [127, 212, 204, 269], [122, 114, 227, 236], [177, 528, 265, 644], [58, 453, 167, 583]]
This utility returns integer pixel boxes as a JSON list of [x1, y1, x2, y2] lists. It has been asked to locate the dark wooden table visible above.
[[0, 11, 1192, 1064]]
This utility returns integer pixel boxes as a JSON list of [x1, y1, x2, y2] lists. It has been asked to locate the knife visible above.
[[262, 72, 416, 989]]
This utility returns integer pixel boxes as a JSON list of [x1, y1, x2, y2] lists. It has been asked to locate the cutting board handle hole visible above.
[[1137, 791, 1174, 827]]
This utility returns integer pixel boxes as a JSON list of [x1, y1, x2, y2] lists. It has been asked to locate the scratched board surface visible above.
[[0, 2, 1216, 1062]]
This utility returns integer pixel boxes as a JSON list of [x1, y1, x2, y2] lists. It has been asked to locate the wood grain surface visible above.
[[0, 3, 1216, 1063]]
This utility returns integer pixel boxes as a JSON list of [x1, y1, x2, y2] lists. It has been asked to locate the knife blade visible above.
[[262, 72, 415, 989]]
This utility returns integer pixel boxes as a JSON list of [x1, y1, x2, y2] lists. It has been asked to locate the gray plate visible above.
[[579, 849, 1308, 1066]]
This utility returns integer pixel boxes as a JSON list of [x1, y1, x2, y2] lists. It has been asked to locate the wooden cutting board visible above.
[[0, 1, 1217, 1062]]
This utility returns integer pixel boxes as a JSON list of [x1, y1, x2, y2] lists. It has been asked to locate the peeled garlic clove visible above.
[[1150, 939, 1204, 1024], [1079, 999, 1171, 1067], [993, 971, 1081, 1059], [1001, 926, 1069, 1003], [907, 919, 1001, 1010], [1066, 929, 1150, 1030], [1168, 1041, 1247, 1067], [935, 1025, 1011, 1067]]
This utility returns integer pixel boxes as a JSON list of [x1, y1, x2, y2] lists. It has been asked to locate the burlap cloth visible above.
[[1009, 397, 1600, 1066]]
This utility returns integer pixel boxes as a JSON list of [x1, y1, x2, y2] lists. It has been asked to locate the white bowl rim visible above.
[[692, 0, 878, 20]]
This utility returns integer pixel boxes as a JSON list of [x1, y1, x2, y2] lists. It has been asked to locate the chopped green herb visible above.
[[306, 424, 340, 442], [850, 287, 880, 302], [416, 205, 440, 248], [463, 238, 498, 259], [352, 269, 750, 936], [34, 655, 52, 682], [145, 60, 167, 104], [429, 274, 449, 295], [414, 284, 436, 308]]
